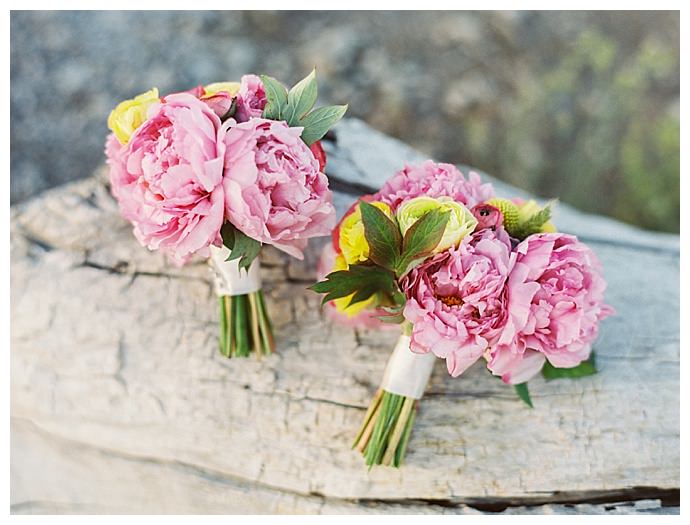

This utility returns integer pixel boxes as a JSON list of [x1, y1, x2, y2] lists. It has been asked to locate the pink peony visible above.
[[401, 228, 514, 377], [472, 203, 504, 231], [200, 92, 234, 120], [105, 133, 132, 214], [164, 85, 234, 120], [105, 93, 227, 265], [489, 233, 613, 384], [375, 161, 495, 212], [235, 74, 267, 122], [221, 118, 336, 259], [178, 85, 206, 98]]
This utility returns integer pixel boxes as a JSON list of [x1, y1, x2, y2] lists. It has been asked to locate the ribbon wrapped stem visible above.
[[353, 335, 436, 467], [210, 246, 275, 358]]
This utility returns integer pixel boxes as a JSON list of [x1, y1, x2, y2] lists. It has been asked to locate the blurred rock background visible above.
[[10, 11, 679, 232]]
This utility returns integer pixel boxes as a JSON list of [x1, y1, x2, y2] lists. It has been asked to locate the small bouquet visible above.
[[106, 70, 346, 358], [311, 161, 613, 467]]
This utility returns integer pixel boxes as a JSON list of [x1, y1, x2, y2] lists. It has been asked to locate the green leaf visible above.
[[542, 352, 598, 380], [299, 104, 348, 146], [396, 209, 450, 274], [375, 303, 406, 324], [516, 200, 557, 239], [220, 222, 262, 271], [402, 320, 413, 336], [260, 75, 288, 120], [376, 313, 406, 324], [359, 201, 402, 271], [309, 264, 398, 306], [258, 70, 347, 145], [514, 382, 533, 408], [345, 284, 378, 307], [284, 68, 318, 125], [523, 206, 551, 233]]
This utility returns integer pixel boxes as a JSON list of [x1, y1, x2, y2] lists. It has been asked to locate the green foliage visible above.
[[311, 203, 449, 316], [220, 222, 262, 271], [359, 201, 402, 271], [299, 105, 348, 145], [375, 307, 407, 324], [374, 291, 407, 324], [513, 201, 554, 240], [468, 26, 680, 233], [359, 201, 450, 277], [309, 264, 398, 307], [259, 75, 288, 120], [542, 352, 598, 380], [398, 209, 449, 274], [514, 383, 533, 408], [261, 69, 348, 146], [285, 69, 318, 123], [617, 114, 679, 232]]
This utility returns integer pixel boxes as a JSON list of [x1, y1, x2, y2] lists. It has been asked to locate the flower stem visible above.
[[354, 390, 418, 468], [217, 290, 275, 359], [394, 403, 416, 468], [221, 296, 235, 357], [352, 388, 383, 448], [219, 296, 229, 357], [256, 290, 275, 354], [233, 295, 250, 357], [382, 396, 415, 466], [247, 292, 262, 360]]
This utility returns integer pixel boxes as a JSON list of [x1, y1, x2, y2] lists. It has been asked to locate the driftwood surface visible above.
[[11, 119, 679, 514]]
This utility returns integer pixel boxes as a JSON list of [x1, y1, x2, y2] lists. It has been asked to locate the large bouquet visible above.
[[106, 70, 346, 358], [312, 161, 613, 467]]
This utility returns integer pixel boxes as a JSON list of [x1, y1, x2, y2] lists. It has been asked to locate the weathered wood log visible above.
[[10, 119, 679, 514]]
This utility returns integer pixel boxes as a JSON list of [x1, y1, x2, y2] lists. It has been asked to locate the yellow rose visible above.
[[396, 196, 477, 253], [339, 201, 393, 266], [517, 200, 557, 232], [204, 81, 240, 97], [107, 88, 160, 145], [330, 253, 377, 317]]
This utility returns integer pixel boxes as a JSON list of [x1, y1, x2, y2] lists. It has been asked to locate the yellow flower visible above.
[[396, 196, 477, 253], [107, 88, 160, 145], [330, 253, 377, 317], [517, 200, 557, 232], [339, 201, 393, 266], [204, 81, 240, 97]]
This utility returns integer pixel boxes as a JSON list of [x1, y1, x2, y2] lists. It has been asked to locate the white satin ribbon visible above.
[[208, 245, 262, 296], [380, 335, 436, 399]]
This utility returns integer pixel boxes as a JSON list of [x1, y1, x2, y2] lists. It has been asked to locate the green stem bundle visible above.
[[353, 388, 418, 468], [218, 290, 275, 358]]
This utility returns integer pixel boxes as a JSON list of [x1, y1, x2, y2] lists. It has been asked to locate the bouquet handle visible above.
[[381, 335, 436, 399], [209, 246, 274, 358], [354, 334, 436, 468]]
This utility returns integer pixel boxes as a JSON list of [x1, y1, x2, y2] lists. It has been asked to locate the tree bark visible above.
[[10, 119, 679, 514]]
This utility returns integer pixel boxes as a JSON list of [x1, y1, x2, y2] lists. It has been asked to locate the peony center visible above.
[[439, 295, 463, 307]]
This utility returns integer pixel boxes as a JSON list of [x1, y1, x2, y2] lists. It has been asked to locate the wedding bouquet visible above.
[[311, 161, 613, 467], [106, 70, 346, 358]]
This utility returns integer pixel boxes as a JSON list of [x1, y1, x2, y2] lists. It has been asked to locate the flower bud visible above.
[[339, 200, 393, 265], [107, 88, 160, 145], [396, 196, 477, 253], [203, 81, 241, 97], [486, 198, 519, 232]]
